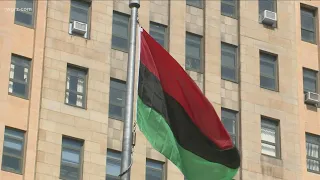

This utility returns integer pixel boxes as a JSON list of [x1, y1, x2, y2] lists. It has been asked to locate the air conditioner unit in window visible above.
[[259, 10, 277, 26], [71, 21, 87, 35], [304, 92, 320, 106]]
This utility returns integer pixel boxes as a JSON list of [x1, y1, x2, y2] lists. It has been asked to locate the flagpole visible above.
[[120, 0, 140, 180]]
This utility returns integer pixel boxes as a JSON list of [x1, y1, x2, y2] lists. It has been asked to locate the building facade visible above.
[[0, 0, 319, 180]]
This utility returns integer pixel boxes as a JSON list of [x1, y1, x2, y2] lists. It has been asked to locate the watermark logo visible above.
[[4, 8, 33, 12]]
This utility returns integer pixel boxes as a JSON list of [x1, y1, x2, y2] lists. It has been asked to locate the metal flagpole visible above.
[[120, 0, 140, 180]]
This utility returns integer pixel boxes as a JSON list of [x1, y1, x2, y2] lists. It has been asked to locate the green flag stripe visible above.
[[137, 97, 239, 180]]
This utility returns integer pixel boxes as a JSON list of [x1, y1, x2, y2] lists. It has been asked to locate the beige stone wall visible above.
[[296, 1, 320, 180], [36, 0, 112, 179], [0, 0, 46, 179], [239, 1, 302, 180], [1, 0, 320, 180]]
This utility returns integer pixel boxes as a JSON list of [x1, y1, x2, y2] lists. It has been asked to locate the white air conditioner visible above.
[[259, 10, 277, 26], [305, 92, 320, 106], [71, 21, 87, 35]]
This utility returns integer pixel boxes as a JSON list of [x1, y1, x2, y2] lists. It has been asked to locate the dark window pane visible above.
[[112, 12, 129, 51], [221, 51, 236, 67], [68, 76, 78, 91], [259, 0, 274, 13], [2, 128, 24, 174], [301, 30, 315, 43], [15, 11, 33, 26], [62, 148, 80, 165], [260, 61, 275, 77], [112, 36, 128, 51], [301, 14, 315, 31], [109, 105, 124, 119], [260, 76, 276, 90], [3, 138, 23, 156], [221, 3, 235, 17], [222, 67, 236, 81], [146, 160, 163, 180], [2, 155, 22, 173], [186, 0, 202, 8], [71, 6, 88, 23], [12, 82, 26, 97], [186, 57, 200, 71], [60, 163, 79, 180], [13, 65, 25, 81], [60, 138, 82, 180]]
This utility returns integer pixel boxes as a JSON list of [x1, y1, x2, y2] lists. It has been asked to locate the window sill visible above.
[[221, 13, 238, 20], [301, 39, 317, 45], [1, 168, 23, 175], [186, 4, 203, 9], [185, 68, 203, 74], [109, 116, 124, 122], [65, 102, 86, 110], [221, 77, 238, 84], [307, 169, 320, 175], [260, 86, 279, 93], [259, 22, 277, 29], [68, 32, 90, 40], [14, 21, 34, 29], [8, 92, 29, 100], [261, 154, 282, 164], [111, 47, 129, 54]]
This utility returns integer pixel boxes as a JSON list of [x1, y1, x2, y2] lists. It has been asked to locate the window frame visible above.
[[303, 68, 318, 94], [8, 54, 31, 99], [261, 116, 281, 159], [146, 159, 165, 180], [221, 108, 238, 147], [112, 11, 131, 52], [306, 133, 320, 174], [65, 64, 88, 109], [1, 127, 25, 175], [59, 136, 84, 180], [259, 51, 279, 92], [221, 0, 237, 18], [150, 21, 168, 50], [106, 149, 122, 179], [109, 78, 127, 121], [221, 42, 238, 83], [186, 0, 203, 9], [14, 0, 35, 28], [185, 32, 203, 73], [300, 5, 317, 44], [68, 0, 92, 39]]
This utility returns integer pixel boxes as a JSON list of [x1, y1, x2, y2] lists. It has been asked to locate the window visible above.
[[306, 133, 320, 173], [259, 0, 276, 14], [14, 0, 34, 27], [260, 52, 278, 91], [301, 7, 316, 44], [146, 159, 164, 180], [303, 68, 318, 93], [221, 43, 237, 82], [60, 137, 83, 180], [186, 0, 203, 8], [109, 79, 127, 120], [186, 32, 203, 72], [261, 117, 280, 158], [150, 22, 168, 49], [69, 0, 91, 38], [1, 127, 25, 174], [221, 0, 237, 18], [106, 150, 122, 180], [112, 11, 130, 52], [8, 54, 31, 99], [221, 108, 238, 146], [65, 65, 87, 108]]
